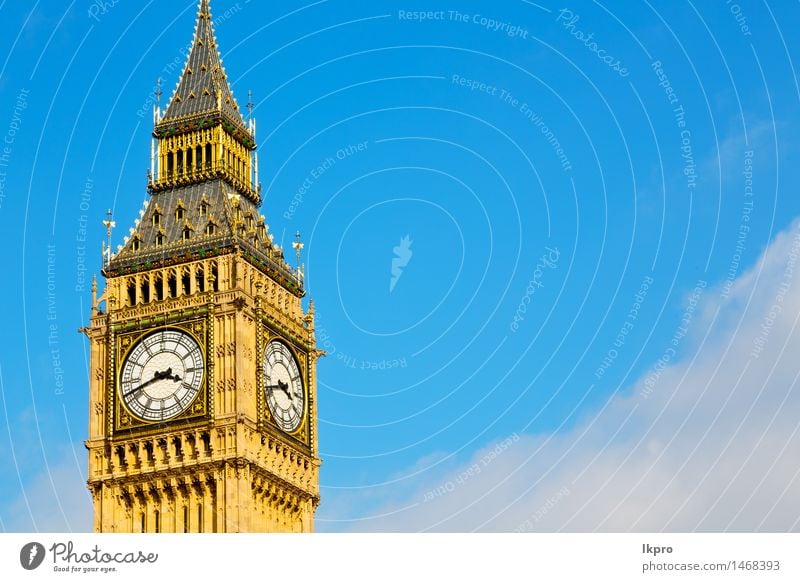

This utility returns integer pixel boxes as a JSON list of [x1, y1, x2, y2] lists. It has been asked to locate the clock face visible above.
[[119, 329, 205, 422], [264, 341, 304, 433]]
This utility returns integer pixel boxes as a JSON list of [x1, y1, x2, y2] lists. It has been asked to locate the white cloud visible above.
[[346, 218, 800, 532]]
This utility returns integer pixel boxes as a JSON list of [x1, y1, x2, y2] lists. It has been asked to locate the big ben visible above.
[[82, 0, 321, 533]]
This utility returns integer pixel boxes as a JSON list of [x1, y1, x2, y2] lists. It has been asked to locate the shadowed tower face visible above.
[[83, 0, 321, 533]]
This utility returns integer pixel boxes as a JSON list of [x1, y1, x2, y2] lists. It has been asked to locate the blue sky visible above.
[[1, 0, 800, 532]]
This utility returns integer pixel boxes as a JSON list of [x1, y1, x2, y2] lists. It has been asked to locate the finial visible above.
[[102, 209, 116, 269], [213, 68, 224, 110], [91, 274, 98, 316], [155, 78, 163, 110], [304, 298, 315, 331], [247, 90, 254, 121], [292, 231, 305, 279], [103, 209, 115, 239]]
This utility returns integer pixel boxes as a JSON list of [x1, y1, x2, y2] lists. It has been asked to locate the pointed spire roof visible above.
[[106, 180, 304, 296], [159, 0, 246, 130]]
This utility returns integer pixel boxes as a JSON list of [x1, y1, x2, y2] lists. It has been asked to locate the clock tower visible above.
[[83, 0, 321, 533]]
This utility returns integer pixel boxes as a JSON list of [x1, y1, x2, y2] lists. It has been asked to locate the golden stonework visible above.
[[83, 0, 320, 533]]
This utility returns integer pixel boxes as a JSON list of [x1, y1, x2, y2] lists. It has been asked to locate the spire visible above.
[[159, 0, 246, 131]]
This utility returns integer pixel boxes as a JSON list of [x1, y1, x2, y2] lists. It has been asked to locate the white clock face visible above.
[[264, 341, 304, 433], [120, 329, 205, 422]]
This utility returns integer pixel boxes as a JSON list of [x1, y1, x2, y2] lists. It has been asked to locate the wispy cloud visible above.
[[345, 219, 800, 532]]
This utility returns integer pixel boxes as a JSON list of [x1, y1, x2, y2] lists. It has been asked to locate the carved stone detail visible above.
[[87, 79, 319, 534]]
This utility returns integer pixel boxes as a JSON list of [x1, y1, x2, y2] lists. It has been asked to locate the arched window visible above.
[[168, 271, 177, 298], [211, 263, 219, 292], [182, 268, 191, 295], [127, 279, 136, 306], [140, 277, 150, 303], [154, 274, 164, 301], [195, 266, 205, 293]]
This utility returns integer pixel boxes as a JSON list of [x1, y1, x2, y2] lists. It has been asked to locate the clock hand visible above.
[[278, 380, 293, 400], [266, 381, 293, 400], [124, 384, 145, 398], [124, 369, 182, 397], [124, 373, 158, 397], [162, 368, 183, 383]]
